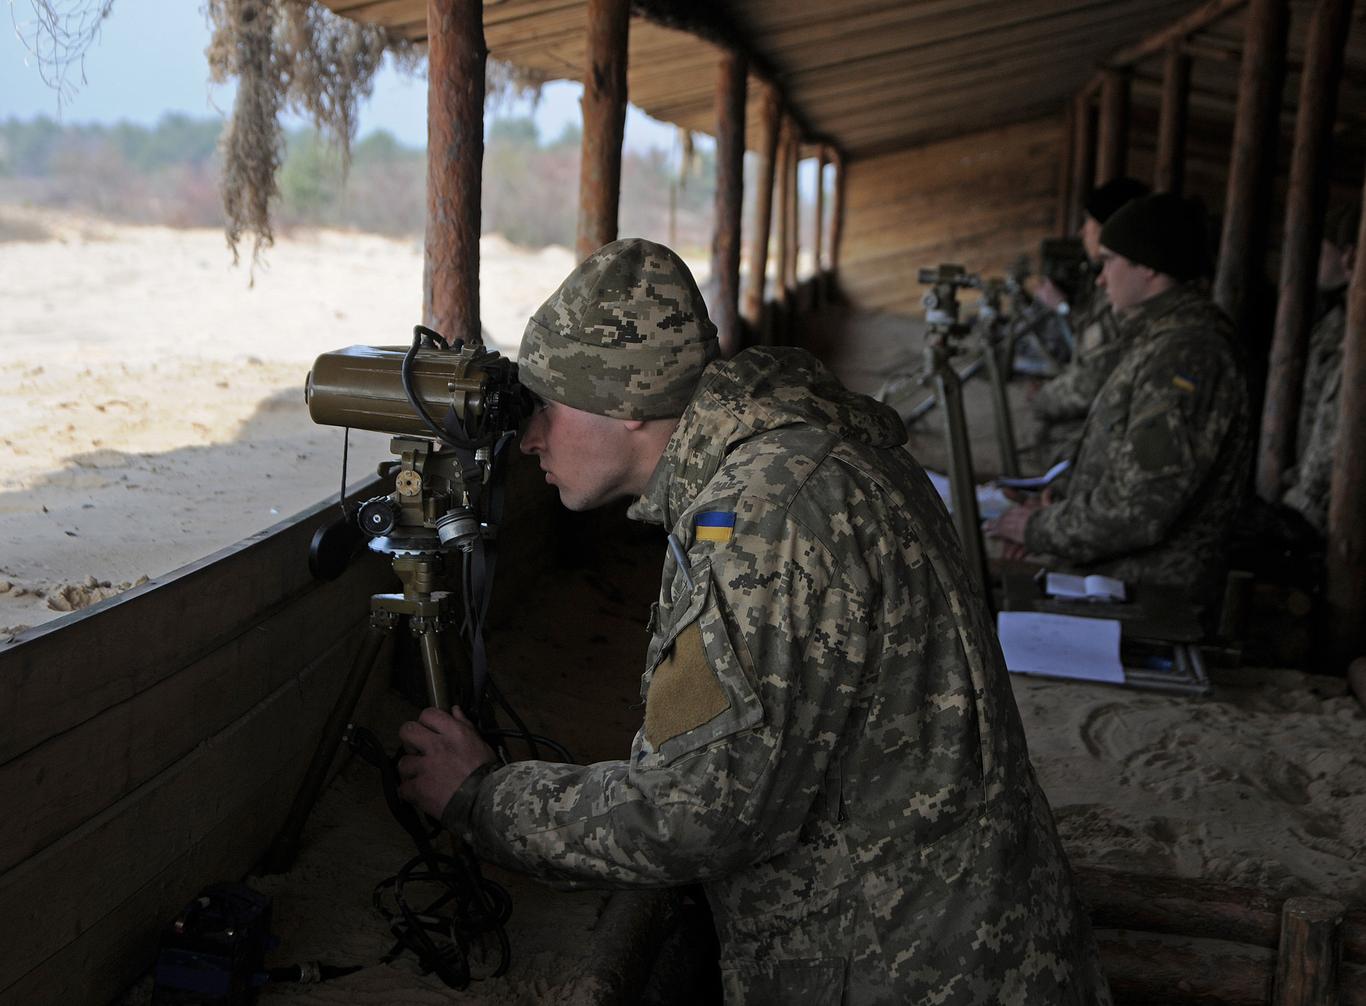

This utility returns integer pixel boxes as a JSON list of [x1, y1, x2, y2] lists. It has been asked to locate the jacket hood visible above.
[[629, 346, 906, 527]]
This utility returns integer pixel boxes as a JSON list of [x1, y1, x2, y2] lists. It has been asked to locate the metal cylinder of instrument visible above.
[[304, 345, 487, 437]]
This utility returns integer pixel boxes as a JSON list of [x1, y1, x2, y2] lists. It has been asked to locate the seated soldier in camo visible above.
[[1281, 201, 1359, 535], [988, 193, 1252, 606]]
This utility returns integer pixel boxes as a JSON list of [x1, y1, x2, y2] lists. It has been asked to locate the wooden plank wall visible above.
[[839, 116, 1063, 315], [0, 451, 557, 1004]]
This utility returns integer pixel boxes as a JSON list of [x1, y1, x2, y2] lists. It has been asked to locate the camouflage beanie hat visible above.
[[517, 238, 720, 420]]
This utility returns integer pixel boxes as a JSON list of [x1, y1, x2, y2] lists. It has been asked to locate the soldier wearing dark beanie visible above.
[[1099, 193, 1209, 283], [992, 189, 1251, 603]]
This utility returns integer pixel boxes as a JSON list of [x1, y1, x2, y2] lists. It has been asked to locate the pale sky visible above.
[[1, 0, 678, 152]]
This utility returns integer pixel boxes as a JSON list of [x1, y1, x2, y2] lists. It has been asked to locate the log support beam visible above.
[[712, 51, 747, 358], [814, 146, 828, 303], [1070, 91, 1097, 233], [1056, 100, 1077, 236], [1272, 896, 1346, 1005], [774, 120, 793, 304], [829, 149, 845, 300], [1154, 45, 1192, 194], [1213, 0, 1289, 339], [1096, 68, 1131, 184], [785, 134, 800, 299], [1326, 173, 1366, 666], [576, 0, 629, 260], [1257, 0, 1354, 501], [423, 0, 485, 344], [743, 85, 781, 329]]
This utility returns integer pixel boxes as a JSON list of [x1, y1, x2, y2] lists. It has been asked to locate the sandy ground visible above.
[[0, 205, 588, 638]]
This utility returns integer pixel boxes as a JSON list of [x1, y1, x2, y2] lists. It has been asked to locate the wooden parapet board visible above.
[[0, 448, 560, 1003]]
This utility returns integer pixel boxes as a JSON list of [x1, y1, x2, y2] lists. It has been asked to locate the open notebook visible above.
[[1044, 572, 1127, 603]]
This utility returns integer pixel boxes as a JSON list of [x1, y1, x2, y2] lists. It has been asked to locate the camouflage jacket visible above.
[[1032, 288, 1125, 465], [1025, 284, 1251, 601], [445, 347, 1108, 1004], [1284, 349, 1343, 535], [1294, 290, 1345, 465]]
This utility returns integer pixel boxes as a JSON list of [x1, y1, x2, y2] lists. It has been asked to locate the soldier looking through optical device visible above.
[[1030, 176, 1150, 467], [394, 237, 1110, 1003]]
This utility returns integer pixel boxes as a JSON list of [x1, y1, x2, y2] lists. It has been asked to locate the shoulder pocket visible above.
[[640, 560, 764, 767]]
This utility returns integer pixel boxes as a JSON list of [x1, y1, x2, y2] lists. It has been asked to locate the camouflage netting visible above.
[[206, 0, 547, 266], [207, 0, 408, 264]]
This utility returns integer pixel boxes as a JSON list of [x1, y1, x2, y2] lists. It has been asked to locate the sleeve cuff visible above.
[[439, 760, 500, 843]]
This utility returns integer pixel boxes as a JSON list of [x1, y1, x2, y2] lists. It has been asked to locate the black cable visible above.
[[484, 675, 554, 762], [345, 725, 512, 988], [401, 329, 468, 453], [338, 427, 350, 519], [483, 728, 575, 764], [267, 961, 365, 985]]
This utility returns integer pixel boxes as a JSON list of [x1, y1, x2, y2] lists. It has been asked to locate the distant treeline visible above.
[[0, 112, 719, 250]]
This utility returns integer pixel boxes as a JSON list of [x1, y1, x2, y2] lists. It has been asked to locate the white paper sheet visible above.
[[992, 458, 1072, 491], [996, 611, 1125, 684], [925, 470, 1012, 520]]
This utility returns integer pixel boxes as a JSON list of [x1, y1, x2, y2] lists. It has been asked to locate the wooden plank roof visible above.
[[321, 0, 1366, 173], [321, 0, 1210, 158]]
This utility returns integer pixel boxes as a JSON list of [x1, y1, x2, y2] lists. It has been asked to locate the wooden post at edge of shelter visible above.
[[813, 146, 828, 305], [1271, 896, 1345, 1005], [1256, 0, 1354, 501], [785, 133, 800, 300], [743, 85, 781, 329], [829, 148, 846, 302], [1071, 90, 1097, 233], [1325, 161, 1366, 667], [712, 51, 747, 358], [1095, 68, 1131, 185], [1154, 45, 1192, 195], [423, 0, 486, 344], [576, 0, 630, 261], [1213, 0, 1290, 340], [774, 117, 793, 319], [1056, 100, 1077, 236]]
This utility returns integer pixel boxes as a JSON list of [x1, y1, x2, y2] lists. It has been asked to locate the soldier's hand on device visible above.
[[396, 706, 497, 819]]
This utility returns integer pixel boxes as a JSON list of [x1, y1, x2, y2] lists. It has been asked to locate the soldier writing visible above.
[[395, 238, 1110, 1003], [989, 194, 1252, 605]]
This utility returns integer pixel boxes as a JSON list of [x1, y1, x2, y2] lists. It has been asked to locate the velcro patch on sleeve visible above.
[[1130, 408, 1191, 476], [644, 622, 731, 748]]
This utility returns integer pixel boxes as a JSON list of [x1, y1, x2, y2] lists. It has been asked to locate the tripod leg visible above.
[[264, 619, 391, 873], [415, 619, 453, 712]]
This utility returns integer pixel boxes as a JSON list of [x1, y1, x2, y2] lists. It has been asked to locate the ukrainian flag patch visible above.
[[1172, 373, 1197, 394], [694, 510, 736, 543]]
